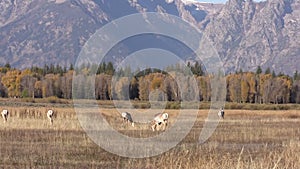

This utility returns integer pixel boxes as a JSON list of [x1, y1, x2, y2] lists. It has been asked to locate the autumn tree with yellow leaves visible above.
[[0, 64, 298, 104]]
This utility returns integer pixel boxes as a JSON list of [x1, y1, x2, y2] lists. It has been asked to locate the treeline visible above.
[[0, 63, 300, 104]]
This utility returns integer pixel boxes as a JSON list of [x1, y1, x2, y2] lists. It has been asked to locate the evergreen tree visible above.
[[265, 67, 271, 74], [272, 70, 276, 78], [97, 62, 106, 74], [293, 70, 299, 80], [256, 66, 262, 74], [239, 68, 243, 74], [4, 63, 11, 69], [69, 63, 74, 71], [106, 62, 115, 75]]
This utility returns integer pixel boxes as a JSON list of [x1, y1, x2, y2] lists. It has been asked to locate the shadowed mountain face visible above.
[[0, 0, 299, 74]]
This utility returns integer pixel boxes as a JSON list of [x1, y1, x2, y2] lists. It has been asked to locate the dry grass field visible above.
[[0, 103, 299, 168]]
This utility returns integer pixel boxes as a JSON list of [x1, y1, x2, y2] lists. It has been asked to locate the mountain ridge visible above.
[[0, 0, 299, 75]]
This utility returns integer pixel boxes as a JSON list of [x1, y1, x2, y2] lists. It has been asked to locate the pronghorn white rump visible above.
[[151, 113, 168, 131], [1, 109, 9, 123], [218, 108, 225, 119], [47, 109, 54, 124], [121, 112, 134, 127]]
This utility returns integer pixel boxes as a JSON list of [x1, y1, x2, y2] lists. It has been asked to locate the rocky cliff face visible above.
[[204, 0, 299, 74], [0, 0, 110, 67], [0, 0, 299, 75], [0, 0, 213, 69]]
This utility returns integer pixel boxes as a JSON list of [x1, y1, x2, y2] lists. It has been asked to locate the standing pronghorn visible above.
[[151, 113, 168, 131], [47, 109, 54, 125], [1, 109, 9, 123], [218, 107, 225, 119], [121, 112, 135, 127]]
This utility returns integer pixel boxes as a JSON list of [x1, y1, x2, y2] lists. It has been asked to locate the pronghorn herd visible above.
[[151, 113, 168, 131], [2, 107, 224, 130], [1, 107, 171, 131], [1, 108, 55, 125], [120, 111, 169, 131], [121, 108, 224, 131]]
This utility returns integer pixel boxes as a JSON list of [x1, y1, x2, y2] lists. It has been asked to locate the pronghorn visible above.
[[218, 107, 225, 119], [1, 109, 9, 123], [47, 109, 54, 125], [151, 113, 168, 131], [121, 112, 135, 127]]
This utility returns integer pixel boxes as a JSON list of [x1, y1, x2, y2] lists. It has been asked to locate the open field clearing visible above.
[[0, 106, 299, 168]]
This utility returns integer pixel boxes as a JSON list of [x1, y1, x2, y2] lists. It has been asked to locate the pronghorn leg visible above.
[[163, 121, 168, 130], [126, 119, 130, 126], [151, 123, 156, 131], [122, 118, 128, 127], [122, 118, 130, 127], [122, 118, 125, 126], [49, 117, 53, 125], [2, 112, 8, 123]]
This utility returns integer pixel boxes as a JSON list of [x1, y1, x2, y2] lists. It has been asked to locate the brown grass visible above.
[[0, 105, 299, 168]]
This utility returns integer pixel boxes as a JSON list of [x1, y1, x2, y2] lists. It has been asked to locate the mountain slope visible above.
[[0, 0, 299, 75], [203, 0, 299, 74], [0, 0, 215, 69]]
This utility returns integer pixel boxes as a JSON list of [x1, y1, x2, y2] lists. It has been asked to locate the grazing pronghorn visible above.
[[47, 109, 54, 125], [121, 112, 135, 127], [151, 113, 168, 131], [218, 107, 225, 119], [1, 109, 9, 123]]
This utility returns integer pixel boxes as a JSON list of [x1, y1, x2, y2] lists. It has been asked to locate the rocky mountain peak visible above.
[[226, 0, 245, 9]]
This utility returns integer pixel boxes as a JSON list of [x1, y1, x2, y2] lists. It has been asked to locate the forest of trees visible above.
[[0, 62, 300, 104]]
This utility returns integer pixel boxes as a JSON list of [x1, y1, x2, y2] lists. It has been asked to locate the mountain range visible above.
[[0, 0, 299, 75]]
